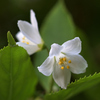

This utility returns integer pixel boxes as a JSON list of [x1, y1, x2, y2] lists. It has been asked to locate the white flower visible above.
[[38, 37, 88, 89], [16, 10, 44, 55]]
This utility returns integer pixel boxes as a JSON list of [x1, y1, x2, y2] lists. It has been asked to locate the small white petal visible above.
[[67, 54, 88, 74], [38, 56, 54, 76], [30, 10, 38, 30], [18, 20, 41, 44], [53, 62, 71, 89], [16, 42, 40, 55], [16, 31, 24, 42], [62, 37, 81, 54], [49, 43, 63, 56]]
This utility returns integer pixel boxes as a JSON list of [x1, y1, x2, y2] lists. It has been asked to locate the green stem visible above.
[[43, 44, 49, 54], [49, 75, 54, 93]]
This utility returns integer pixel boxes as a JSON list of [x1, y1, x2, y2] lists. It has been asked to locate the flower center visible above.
[[58, 57, 71, 70], [21, 36, 31, 45]]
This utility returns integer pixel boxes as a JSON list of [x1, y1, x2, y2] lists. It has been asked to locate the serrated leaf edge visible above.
[[68, 72, 99, 86], [45, 72, 100, 97]]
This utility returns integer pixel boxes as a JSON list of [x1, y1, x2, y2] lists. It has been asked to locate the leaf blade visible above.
[[7, 31, 16, 46], [0, 45, 38, 100], [41, 0, 75, 49]]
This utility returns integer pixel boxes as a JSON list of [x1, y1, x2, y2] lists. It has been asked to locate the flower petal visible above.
[[18, 20, 41, 44], [16, 31, 24, 42], [16, 42, 39, 55], [38, 56, 54, 76], [62, 37, 81, 54], [30, 10, 38, 30], [53, 61, 71, 89], [49, 43, 63, 56], [67, 54, 88, 74]]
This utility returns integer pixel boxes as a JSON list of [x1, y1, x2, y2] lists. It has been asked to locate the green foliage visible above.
[[41, 0, 75, 49], [44, 72, 100, 100], [0, 34, 37, 100], [7, 31, 16, 47]]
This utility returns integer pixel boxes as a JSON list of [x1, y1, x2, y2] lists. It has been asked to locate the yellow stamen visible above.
[[22, 36, 25, 40], [67, 66, 70, 69], [26, 42, 29, 44], [68, 60, 71, 63], [22, 41, 25, 43], [63, 57, 67, 61], [59, 61, 63, 65], [61, 66, 64, 70], [60, 58, 63, 62]]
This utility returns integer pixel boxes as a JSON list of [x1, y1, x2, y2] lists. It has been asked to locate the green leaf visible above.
[[0, 45, 38, 100], [44, 72, 100, 100], [41, 0, 75, 49], [7, 31, 16, 46]]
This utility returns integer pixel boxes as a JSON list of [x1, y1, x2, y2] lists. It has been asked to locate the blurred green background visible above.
[[0, 0, 100, 100]]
